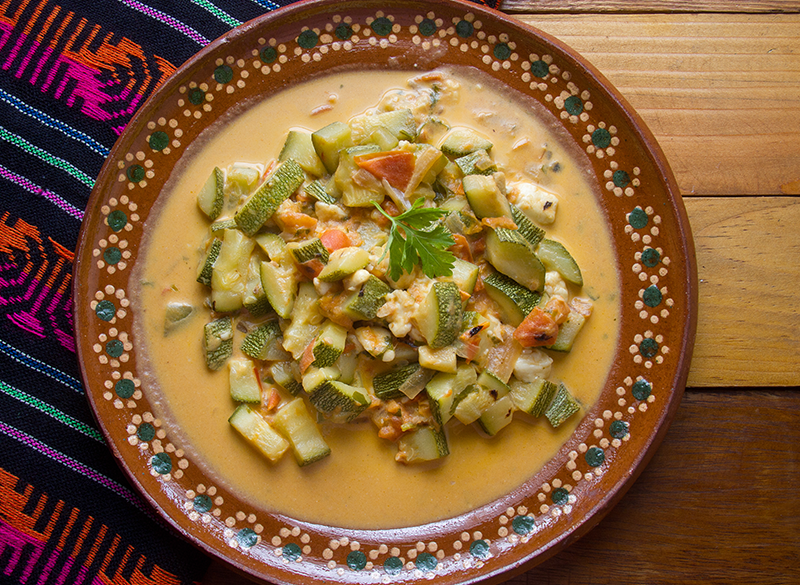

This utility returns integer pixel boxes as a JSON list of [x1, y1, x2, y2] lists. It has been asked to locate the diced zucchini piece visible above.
[[452, 384, 494, 425], [243, 256, 273, 317], [463, 174, 511, 219], [477, 370, 511, 397], [312, 121, 352, 174], [343, 275, 391, 321], [211, 228, 255, 313], [228, 404, 289, 462], [372, 363, 422, 400], [311, 321, 347, 368], [537, 239, 583, 286], [415, 281, 463, 348], [210, 218, 237, 232], [204, 317, 233, 370], [226, 163, 261, 196], [545, 383, 581, 428], [440, 127, 493, 157], [548, 311, 587, 353], [228, 358, 261, 403], [254, 232, 287, 262], [240, 320, 284, 361], [164, 302, 194, 335], [397, 425, 449, 463], [234, 159, 305, 236], [455, 149, 496, 176], [510, 204, 546, 248], [308, 379, 370, 422], [354, 325, 393, 359], [305, 179, 337, 204], [281, 282, 321, 359], [418, 116, 450, 144], [485, 227, 545, 292], [350, 109, 417, 144], [287, 237, 330, 265], [273, 398, 331, 466], [510, 378, 558, 417], [482, 271, 541, 327], [270, 361, 303, 396], [478, 395, 515, 436], [259, 261, 298, 319], [336, 145, 384, 207], [336, 348, 359, 384], [279, 130, 326, 177], [317, 247, 370, 282], [197, 166, 225, 220], [450, 258, 479, 298], [302, 366, 341, 393], [426, 363, 477, 426], [197, 238, 222, 286], [366, 126, 400, 151], [418, 345, 457, 374]]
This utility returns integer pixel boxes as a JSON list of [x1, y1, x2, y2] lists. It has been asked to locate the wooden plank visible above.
[[201, 391, 800, 584], [511, 14, 800, 196], [685, 196, 800, 387], [506, 389, 800, 584], [502, 0, 800, 13]]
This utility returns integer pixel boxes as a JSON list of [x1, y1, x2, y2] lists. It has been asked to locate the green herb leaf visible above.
[[373, 199, 456, 281]]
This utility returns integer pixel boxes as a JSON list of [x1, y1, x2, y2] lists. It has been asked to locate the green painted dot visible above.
[[455, 20, 474, 38], [609, 420, 629, 439], [347, 550, 367, 571], [531, 59, 549, 78], [470, 540, 490, 559], [95, 300, 115, 322], [565, 95, 583, 115], [297, 29, 318, 49], [115, 379, 134, 398], [105, 339, 124, 358], [283, 542, 302, 561], [148, 131, 169, 151], [126, 165, 145, 183], [335, 24, 353, 39], [585, 446, 605, 468], [260, 46, 277, 63], [419, 18, 436, 36], [193, 494, 212, 513], [613, 169, 630, 188], [642, 248, 661, 268], [592, 127, 611, 149], [416, 552, 437, 571], [632, 379, 652, 400], [512, 515, 535, 535], [214, 64, 233, 84], [107, 210, 127, 232], [643, 285, 663, 307], [371, 17, 392, 36], [237, 528, 258, 549], [188, 87, 205, 105], [137, 422, 155, 442], [151, 452, 172, 474], [639, 338, 659, 359], [493, 43, 511, 60], [384, 556, 403, 575], [103, 247, 122, 265], [551, 487, 569, 505], [628, 207, 649, 229]]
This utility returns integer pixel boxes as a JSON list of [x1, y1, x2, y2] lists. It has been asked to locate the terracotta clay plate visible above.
[[73, 0, 697, 583]]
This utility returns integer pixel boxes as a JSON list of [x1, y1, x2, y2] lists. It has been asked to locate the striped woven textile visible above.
[[0, 0, 501, 583]]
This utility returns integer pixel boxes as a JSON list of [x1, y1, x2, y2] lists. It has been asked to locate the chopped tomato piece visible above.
[[264, 387, 281, 412], [354, 151, 415, 191], [449, 233, 473, 262], [513, 307, 559, 347], [543, 296, 571, 325], [299, 338, 316, 373], [481, 216, 517, 230], [297, 258, 324, 280], [319, 228, 351, 252]]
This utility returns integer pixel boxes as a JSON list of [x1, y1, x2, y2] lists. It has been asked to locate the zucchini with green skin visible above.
[[478, 395, 515, 436], [545, 383, 581, 428], [240, 320, 284, 361], [204, 317, 233, 370], [305, 180, 337, 205], [372, 363, 423, 400], [440, 127, 493, 157], [463, 174, 511, 219], [452, 384, 494, 425], [426, 363, 477, 426], [234, 159, 305, 236], [281, 282, 322, 359], [312, 121, 352, 174], [279, 130, 326, 177], [211, 228, 255, 312], [485, 227, 546, 292], [482, 271, 541, 326], [197, 166, 224, 220], [259, 261, 298, 319], [308, 379, 370, 422], [317, 247, 370, 282], [415, 281, 463, 348], [397, 425, 449, 462], [228, 358, 261, 403], [455, 149, 496, 176], [510, 204, 546, 248], [537, 239, 583, 286], [350, 109, 417, 144], [510, 378, 558, 417], [242, 256, 273, 317], [197, 238, 222, 286], [270, 361, 303, 396], [418, 345, 457, 374], [450, 258, 479, 298], [164, 302, 194, 335], [287, 237, 330, 265], [311, 321, 347, 368], [547, 311, 586, 353], [336, 145, 384, 207], [228, 404, 289, 462], [273, 398, 331, 466], [343, 275, 391, 321]]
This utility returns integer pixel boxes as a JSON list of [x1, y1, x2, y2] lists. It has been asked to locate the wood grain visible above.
[[685, 196, 800, 387], [502, 0, 800, 13], [512, 14, 800, 196]]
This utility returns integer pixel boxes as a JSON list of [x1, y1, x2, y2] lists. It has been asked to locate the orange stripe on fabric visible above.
[[84, 524, 108, 568], [57, 505, 80, 549], [22, 0, 48, 36], [36, 3, 62, 44], [48, 9, 73, 50]]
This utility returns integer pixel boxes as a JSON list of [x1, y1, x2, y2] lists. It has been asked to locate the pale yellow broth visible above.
[[132, 68, 621, 530]]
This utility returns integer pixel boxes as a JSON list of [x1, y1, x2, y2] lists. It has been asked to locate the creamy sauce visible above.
[[132, 68, 620, 530]]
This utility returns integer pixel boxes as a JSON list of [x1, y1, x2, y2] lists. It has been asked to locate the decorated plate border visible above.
[[77, 2, 687, 583]]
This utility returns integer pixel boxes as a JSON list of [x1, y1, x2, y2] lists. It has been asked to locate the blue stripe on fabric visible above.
[[0, 339, 84, 394], [248, 0, 280, 11], [0, 88, 110, 157]]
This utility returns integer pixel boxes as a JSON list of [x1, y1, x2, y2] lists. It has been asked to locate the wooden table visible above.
[[203, 3, 800, 583]]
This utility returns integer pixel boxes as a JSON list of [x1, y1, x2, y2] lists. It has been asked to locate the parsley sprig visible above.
[[373, 199, 456, 281]]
